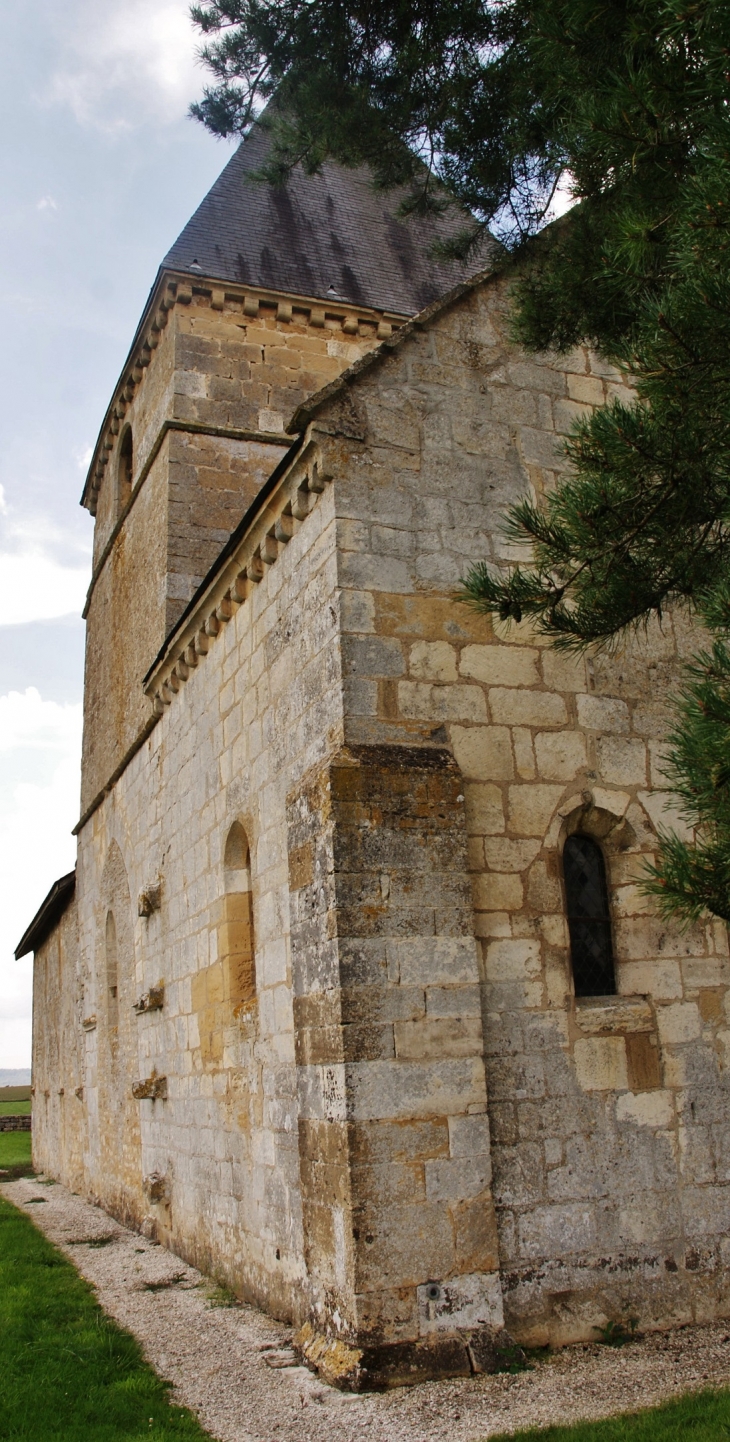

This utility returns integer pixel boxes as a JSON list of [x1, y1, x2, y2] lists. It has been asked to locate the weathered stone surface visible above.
[[32, 256, 730, 1390]]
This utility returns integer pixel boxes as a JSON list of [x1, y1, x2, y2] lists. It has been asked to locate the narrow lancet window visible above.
[[563, 834, 616, 997], [117, 426, 133, 516], [105, 908, 119, 1033], [222, 823, 256, 1015]]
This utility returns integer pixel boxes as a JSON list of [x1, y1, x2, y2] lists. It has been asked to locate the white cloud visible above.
[[0, 688, 82, 753], [74, 444, 94, 472], [44, 0, 207, 132], [37, 195, 59, 212], [0, 690, 82, 1068], [0, 552, 90, 625]]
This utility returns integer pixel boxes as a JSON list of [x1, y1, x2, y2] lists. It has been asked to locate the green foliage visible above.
[[0, 1195, 213, 1440], [594, 1316, 640, 1347], [0, 1099, 31, 1115], [191, 0, 730, 925]]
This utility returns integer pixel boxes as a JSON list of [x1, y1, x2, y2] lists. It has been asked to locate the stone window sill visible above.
[[575, 994, 653, 1035]]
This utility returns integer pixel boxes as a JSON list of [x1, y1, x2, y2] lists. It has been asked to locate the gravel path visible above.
[[3, 1175, 730, 1441]]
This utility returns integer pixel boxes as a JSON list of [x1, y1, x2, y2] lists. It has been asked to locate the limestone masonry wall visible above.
[[37, 265, 730, 1387], [81, 281, 395, 813], [306, 273, 730, 1343]]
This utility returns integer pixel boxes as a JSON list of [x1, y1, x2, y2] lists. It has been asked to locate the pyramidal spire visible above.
[[163, 118, 485, 315]]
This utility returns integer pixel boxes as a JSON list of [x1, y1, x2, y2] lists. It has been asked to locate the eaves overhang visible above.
[[14, 870, 76, 959]]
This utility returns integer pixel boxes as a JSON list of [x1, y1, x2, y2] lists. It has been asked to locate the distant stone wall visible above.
[[0, 1115, 31, 1132]]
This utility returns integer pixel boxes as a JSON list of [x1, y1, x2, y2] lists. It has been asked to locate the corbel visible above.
[[292, 486, 313, 521], [343, 316, 359, 335], [310, 307, 326, 328], [260, 533, 278, 565], [134, 982, 164, 1014], [243, 294, 259, 317], [205, 613, 220, 637], [143, 1171, 169, 1203], [216, 595, 233, 623], [277, 301, 292, 323], [245, 554, 265, 583], [274, 511, 295, 544], [211, 287, 225, 311], [183, 643, 198, 668], [132, 1071, 167, 1101]]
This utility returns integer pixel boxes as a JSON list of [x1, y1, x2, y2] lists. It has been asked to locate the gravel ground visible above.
[[3, 1175, 730, 1442]]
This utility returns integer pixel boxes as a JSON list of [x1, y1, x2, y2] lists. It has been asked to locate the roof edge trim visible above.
[[15, 870, 76, 959]]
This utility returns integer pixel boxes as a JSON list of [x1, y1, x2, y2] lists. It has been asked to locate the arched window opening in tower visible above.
[[563, 833, 616, 997], [105, 908, 119, 1034], [117, 426, 133, 517]]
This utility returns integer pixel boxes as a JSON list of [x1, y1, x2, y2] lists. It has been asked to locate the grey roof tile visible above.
[[163, 120, 487, 314]]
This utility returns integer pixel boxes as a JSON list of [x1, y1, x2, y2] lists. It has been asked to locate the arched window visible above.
[[117, 426, 133, 516], [105, 909, 119, 1034], [222, 823, 256, 1015], [563, 834, 616, 997]]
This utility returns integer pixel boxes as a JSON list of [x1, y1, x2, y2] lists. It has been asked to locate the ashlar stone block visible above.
[[451, 725, 514, 780], [508, 784, 565, 837], [490, 690, 567, 728], [573, 1037, 628, 1092], [460, 644, 539, 687], [534, 732, 587, 782], [409, 640, 458, 683]]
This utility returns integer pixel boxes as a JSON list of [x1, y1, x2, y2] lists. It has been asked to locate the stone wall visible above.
[[75, 475, 345, 1320], [81, 277, 401, 814], [31, 897, 86, 1192], [37, 262, 730, 1386], [0, 1116, 31, 1132], [302, 270, 730, 1342]]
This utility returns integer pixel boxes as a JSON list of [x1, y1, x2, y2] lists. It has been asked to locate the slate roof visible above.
[[162, 119, 487, 315]]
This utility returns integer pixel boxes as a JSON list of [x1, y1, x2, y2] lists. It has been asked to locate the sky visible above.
[[0, 0, 234, 1067]]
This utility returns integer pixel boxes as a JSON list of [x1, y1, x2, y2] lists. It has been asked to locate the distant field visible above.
[[0, 1099, 31, 1116], [0, 1086, 31, 1103]]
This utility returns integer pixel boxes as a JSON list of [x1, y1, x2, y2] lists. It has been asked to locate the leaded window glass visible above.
[[563, 834, 616, 997]]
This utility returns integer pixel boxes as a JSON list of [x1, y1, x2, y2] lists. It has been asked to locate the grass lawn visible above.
[[490, 1387, 730, 1441], [0, 1129, 33, 1175], [0, 1194, 214, 1440], [0, 1098, 31, 1115]]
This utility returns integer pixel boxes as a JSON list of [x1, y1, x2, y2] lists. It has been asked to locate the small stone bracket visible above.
[[133, 983, 165, 1015], [138, 884, 162, 917], [143, 1170, 169, 1204], [81, 1015, 97, 1032], [132, 1071, 167, 1101]]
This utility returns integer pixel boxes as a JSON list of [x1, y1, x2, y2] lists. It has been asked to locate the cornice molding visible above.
[[82, 267, 407, 516]]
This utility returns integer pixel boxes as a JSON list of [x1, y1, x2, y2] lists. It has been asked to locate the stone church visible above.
[[16, 118, 730, 1389]]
